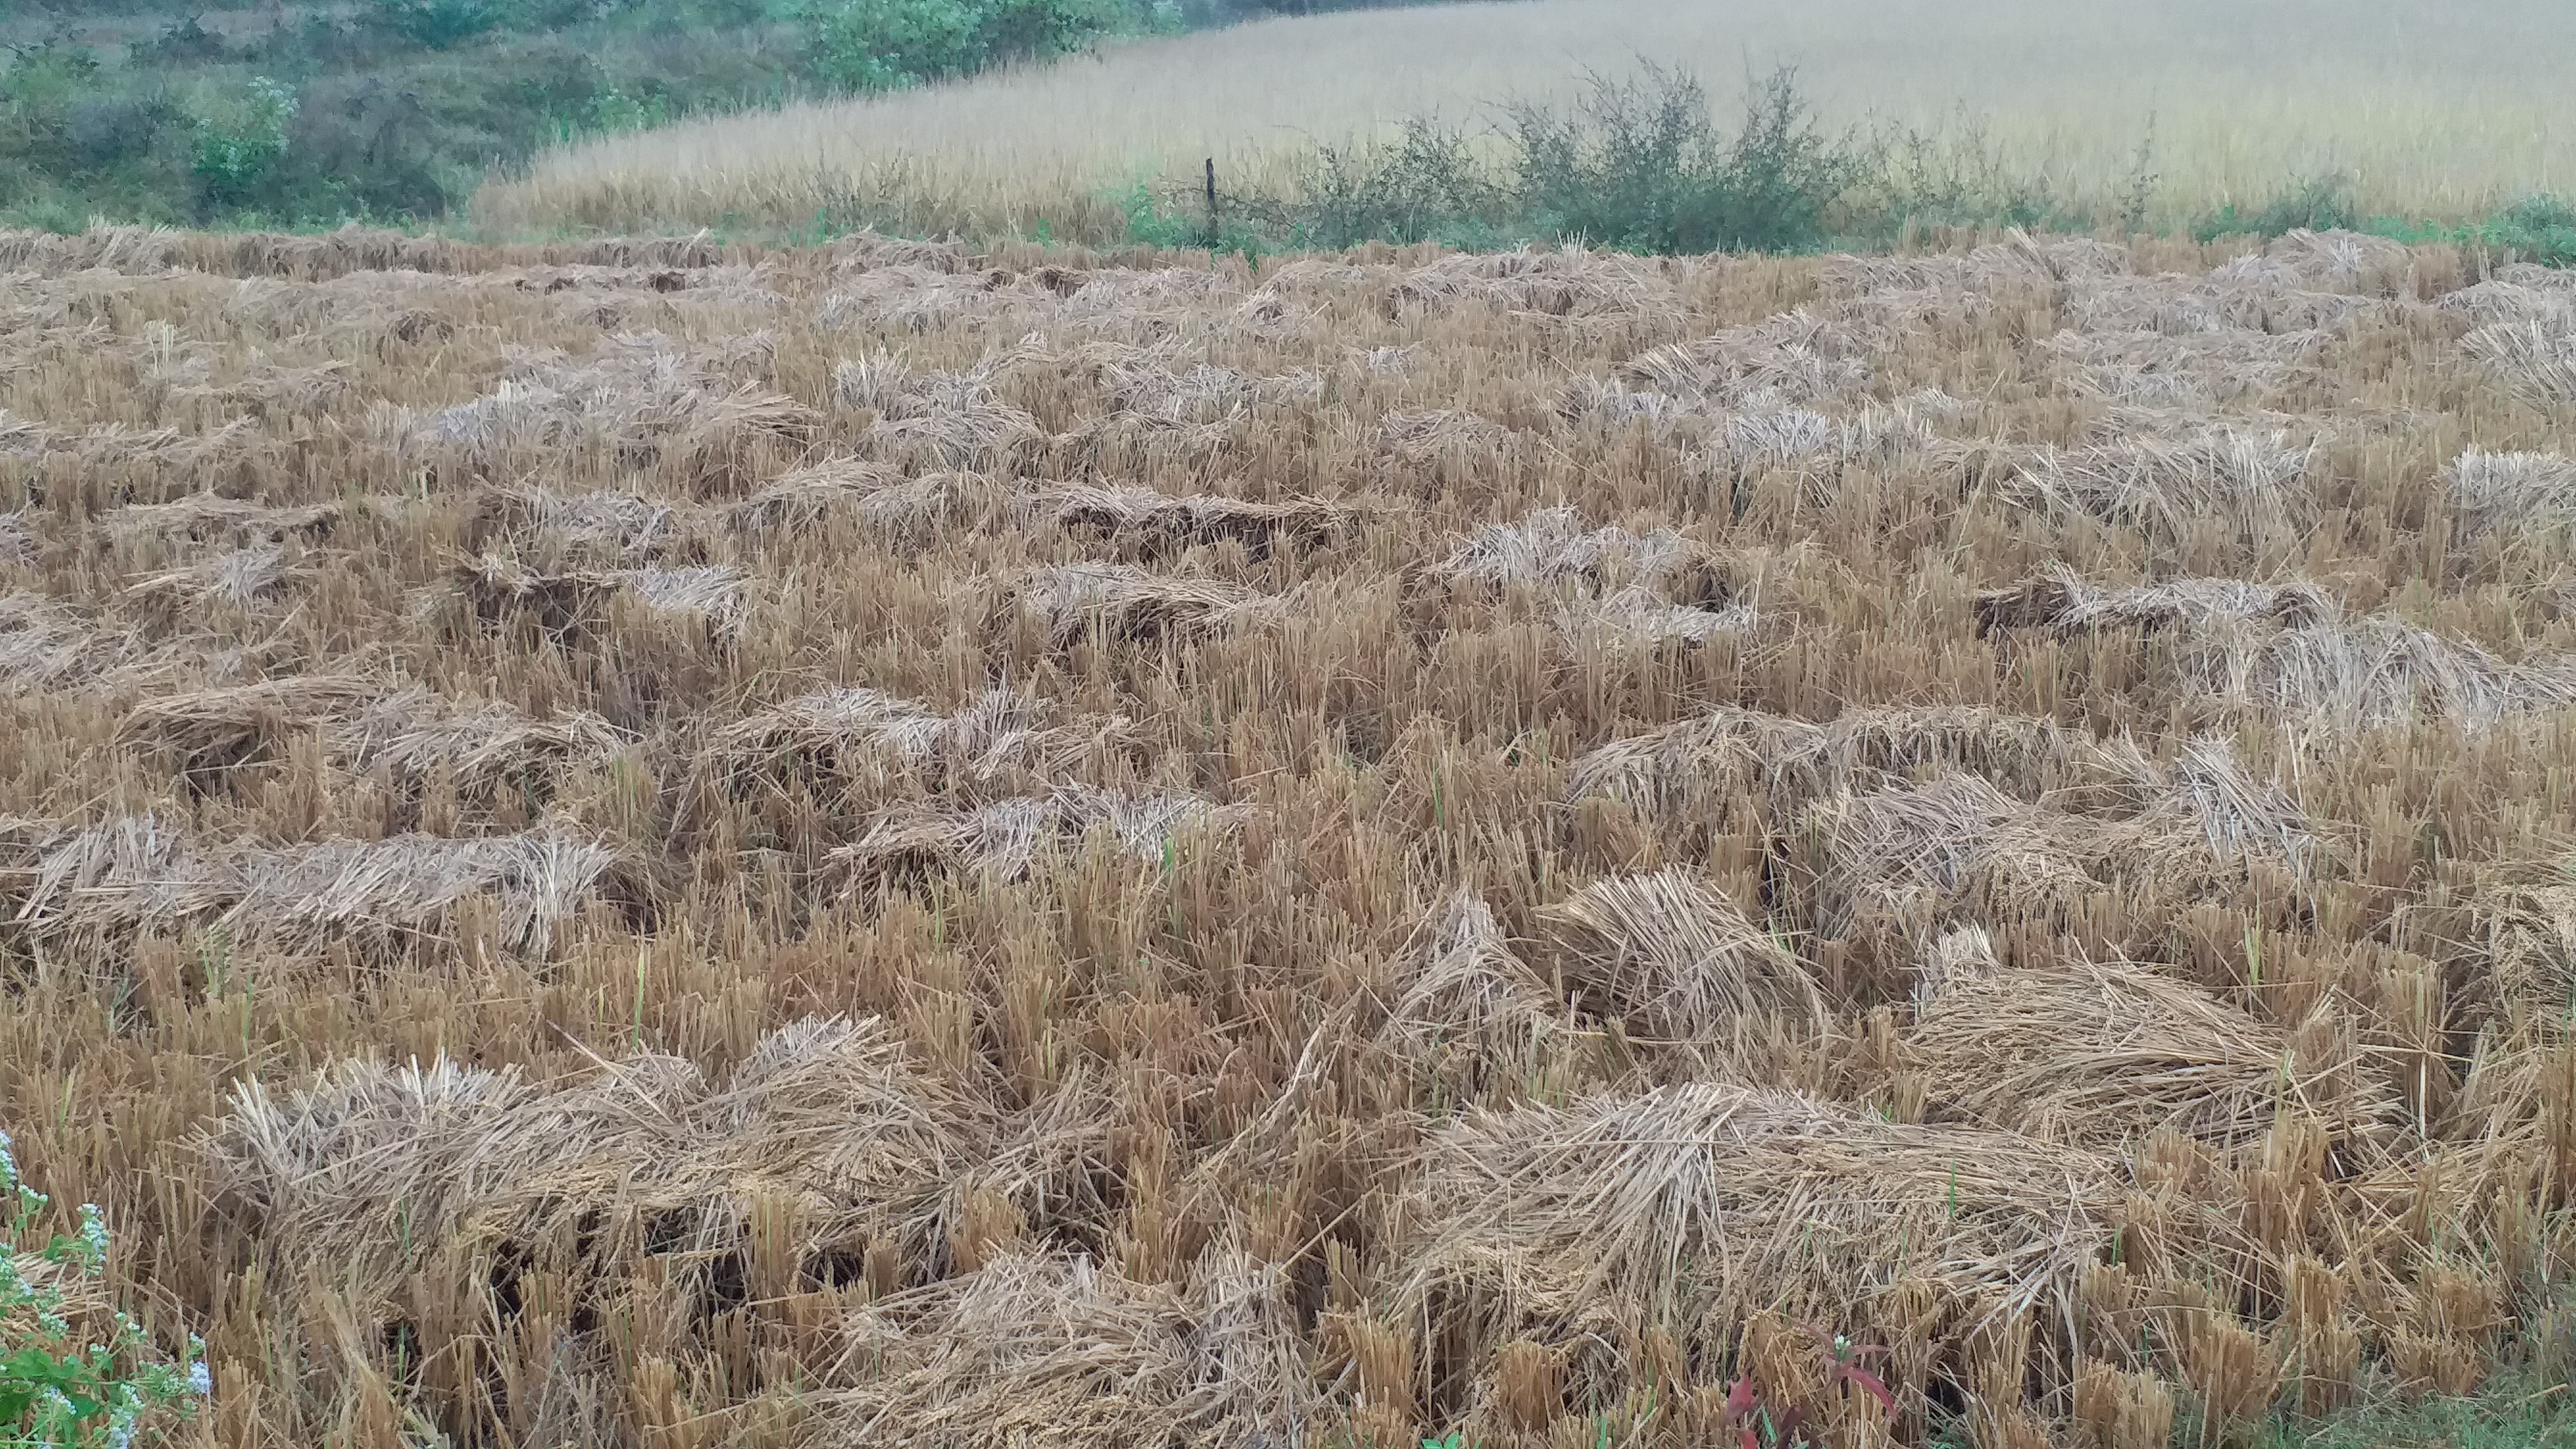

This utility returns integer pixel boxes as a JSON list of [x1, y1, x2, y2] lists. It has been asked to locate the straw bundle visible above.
[[1537, 868, 1825, 1044], [0, 591, 148, 691], [1375, 409, 1512, 458], [1822, 232, 2127, 295], [709, 684, 1125, 791], [477, 485, 683, 558], [169, 357, 359, 418], [0, 415, 279, 494], [457, 556, 746, 637], [2445, 448, 2576, 542], [1395, 1081, 2116, 1349], [1556, 589, 1754, 650], [2186, 615, 2576, 730], [1391, 245, 1670, 319], [2262, 229, 2414, 287], [1375, 888, 1565, 1074], [1566, 703, 2157, 821], [2038, 328, 2326, 406], [2464, 321, 2576, 408], [1019, 564, 1283, 648], [116, 675, 380, 777], [1024, 482, 1359, 558], [2004, 431, 2316, 547], [13, 817, 626, 956], [2148, 735, 2321, 875], [2438, 279, 2576, 330], [335, 689, 629, 797], [1556, 377, 1702, 435], [1702, 400, 1943, 476], [1906, 928, 2398, 1153], [2454, 864, 2576, 1030], [836, 353, 1044, 472], [125, 542, 299, 609], [812, 1251, 1311, 1449], [817, 264, 1052, 332], [1975, 570, 2336, 637], [1617, 311, 1870, 408], [1425, 506, 1712, 597], [122, 679, 626, 796], [203, 1017, 996, 1439], [1799, 773, 2218, 942], [738, 465, 1004, 551], [833, 787, 1246, 886], [107, 493, 342, 544], [1096, 361, 1321, 426], [411, 334, 817, 491]]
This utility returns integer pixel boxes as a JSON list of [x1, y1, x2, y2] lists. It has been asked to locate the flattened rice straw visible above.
[[1394, 1081, 2116, 1352]]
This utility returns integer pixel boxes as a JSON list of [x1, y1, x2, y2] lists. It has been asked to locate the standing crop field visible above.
[[3, 222, 2576, 1448], [475, 0, 2576, 240]]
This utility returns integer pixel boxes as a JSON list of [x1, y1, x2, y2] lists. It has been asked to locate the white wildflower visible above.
[[76, 1202, 109, 1270]]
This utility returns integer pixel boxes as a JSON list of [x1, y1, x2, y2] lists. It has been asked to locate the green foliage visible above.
[[0, 0, 830, 228], [190, 75, 296, 209], [1173, 65, 1864, 257], [1262, 117, 1503, 248], [127, 16, 231, 67], [368, 0, 603, 46], [1843, 108, 2059, 235], [2192, 173, 2360, 242], [801, 0, 985, 89], [2487, 193, 2576, 266], [1, 1129, 205, 1449], [1510, 65, 1854, 253], [798, 0, 1162, 93], [2251, 1367, 2576, 1448], [369, 0, 508, 48]]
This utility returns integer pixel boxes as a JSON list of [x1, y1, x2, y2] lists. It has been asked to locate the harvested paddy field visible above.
[[4, 222, 2576, 1447]]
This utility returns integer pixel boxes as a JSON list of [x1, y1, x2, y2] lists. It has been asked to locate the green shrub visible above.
[[2, 1129, 205, 1449], [368, 0, 507, 48], [799, 0, 1161, 93], [129, 16, 233, 67], [1261, 116, 1500, 248], [1843, 110, 2059, 237], [2487, 193, 2576, 266], [2191, 173, 2359, 242], [1510, 65, 1854, 253], [1164, 65, 1863, 257], [190, 75, 296, 210]]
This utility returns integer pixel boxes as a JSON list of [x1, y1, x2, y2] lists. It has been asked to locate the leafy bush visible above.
[[2, 1129, 205, 1448], [1254, 116, 1501, 248], [1512, 65, 1855, 253], [190, 75, 297, 210], [1185, 65, 1864, 257]]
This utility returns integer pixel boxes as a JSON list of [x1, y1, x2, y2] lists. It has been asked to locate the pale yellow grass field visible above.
[[476, 0, 2576, 241]]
